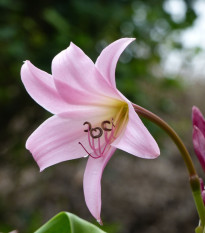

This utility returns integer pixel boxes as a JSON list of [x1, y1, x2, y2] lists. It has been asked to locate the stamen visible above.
[[80, 117, 121, 160], [78, 142, 102, 159], [104, 130, 108, 144], [98, 137, 102, 155], [92, 136, 100, 157], [101, 121, 112, 131], [90, 127, 103, 138], [78, 142, 92, 157], [80, 122, 103, 158], [104, 119, 115, 144], [87, 128, 93, 149], [102, 122, 115, 154], [84, 124, 101, 158], [83, 122, 91, 132]]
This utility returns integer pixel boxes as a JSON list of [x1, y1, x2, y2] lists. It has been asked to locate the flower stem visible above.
[[133, 103, 205, 226]]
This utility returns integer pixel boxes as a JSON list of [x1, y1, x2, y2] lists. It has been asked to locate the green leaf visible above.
[[34, 212, 106, 233], [195, 226, 203, 233]]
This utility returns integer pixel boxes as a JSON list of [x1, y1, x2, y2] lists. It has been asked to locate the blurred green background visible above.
[[1, 0, 205, 232]]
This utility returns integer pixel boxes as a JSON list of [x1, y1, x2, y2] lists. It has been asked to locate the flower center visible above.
[[79, 102, 129, 159], [79, 119, 116, 159]]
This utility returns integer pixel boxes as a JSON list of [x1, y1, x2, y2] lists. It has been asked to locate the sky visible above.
[[163, 0, 205, 81]]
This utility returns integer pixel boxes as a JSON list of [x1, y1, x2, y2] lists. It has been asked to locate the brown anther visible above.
[[83, 121, 91, 132], [90, 127, 103, 138], [101, 120, 112, 131]]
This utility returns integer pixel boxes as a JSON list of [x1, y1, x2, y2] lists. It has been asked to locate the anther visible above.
[[83, 121, 91, 132], [90, 127, 103, 138], [80, 118, 117, 160], [101, 120, 112, 131]]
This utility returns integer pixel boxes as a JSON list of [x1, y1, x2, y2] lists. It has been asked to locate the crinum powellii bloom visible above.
[[21, 38, 160, 223]]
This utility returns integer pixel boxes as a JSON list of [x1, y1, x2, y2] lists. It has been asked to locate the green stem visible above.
[[133, 103, 205, 226]]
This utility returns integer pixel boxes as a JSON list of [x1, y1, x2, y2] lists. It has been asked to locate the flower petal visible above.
[[202, 190, 205, 205], [83, 147, 116, 222], [26, 115, 91, 171], [192, 106, 205, 138], [58, 102, 120, 121], [52, 42, 119, 105], [21, 61, 69, 114], [112, 102, 160, 158], [26, 104, 118, 171], [95, 38, 135, 88], [193, 126, 205, 172], [200, 178, 204, 192]]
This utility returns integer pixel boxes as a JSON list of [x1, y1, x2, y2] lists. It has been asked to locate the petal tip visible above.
[[67, 41, 78, 51], [149, 144, 160, 159], [69, 41, 74, 46], [154, 147, 160, 158], [192, 105, 197, 111], [23, 60, 29, 64], [39, 167, 45, 172], [21, 60, 34, 76], [192, 106, 200, 117], [97, 218, 103, 226], [118, 37, 136, 42], [25, 136, 32, 150], [127, 37, 136, 41]]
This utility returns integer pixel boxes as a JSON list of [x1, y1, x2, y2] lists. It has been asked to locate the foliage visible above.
[[35, 212, 106, 233]]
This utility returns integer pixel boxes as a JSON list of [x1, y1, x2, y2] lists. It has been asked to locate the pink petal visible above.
[[112, 102, 160, 158], [193, 126, 205, 172], [192, 106, 205, 138], [26, 104, 117, 171], [200, 178, 204, 192], [95, 38, 135, 88], [83, 147, 116, 222], [52, 42, 119, 105], [26, 115, 95, 171], [58, 104, 118, 120], [21, 61, 69, 114], [202, 190, 205, 205]]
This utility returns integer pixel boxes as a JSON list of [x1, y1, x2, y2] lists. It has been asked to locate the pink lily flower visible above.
[[21, 38, 160, 223], [192, 106, 205, 172]]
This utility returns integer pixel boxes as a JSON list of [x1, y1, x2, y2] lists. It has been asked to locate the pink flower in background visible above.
[[21, 38, 159, 223], [200, 178, 205, 205], [192, 106, 205, 172]]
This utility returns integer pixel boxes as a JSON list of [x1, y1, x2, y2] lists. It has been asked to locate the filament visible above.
[[80, 107, 128, 160], [78, 142, 102, 159]]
